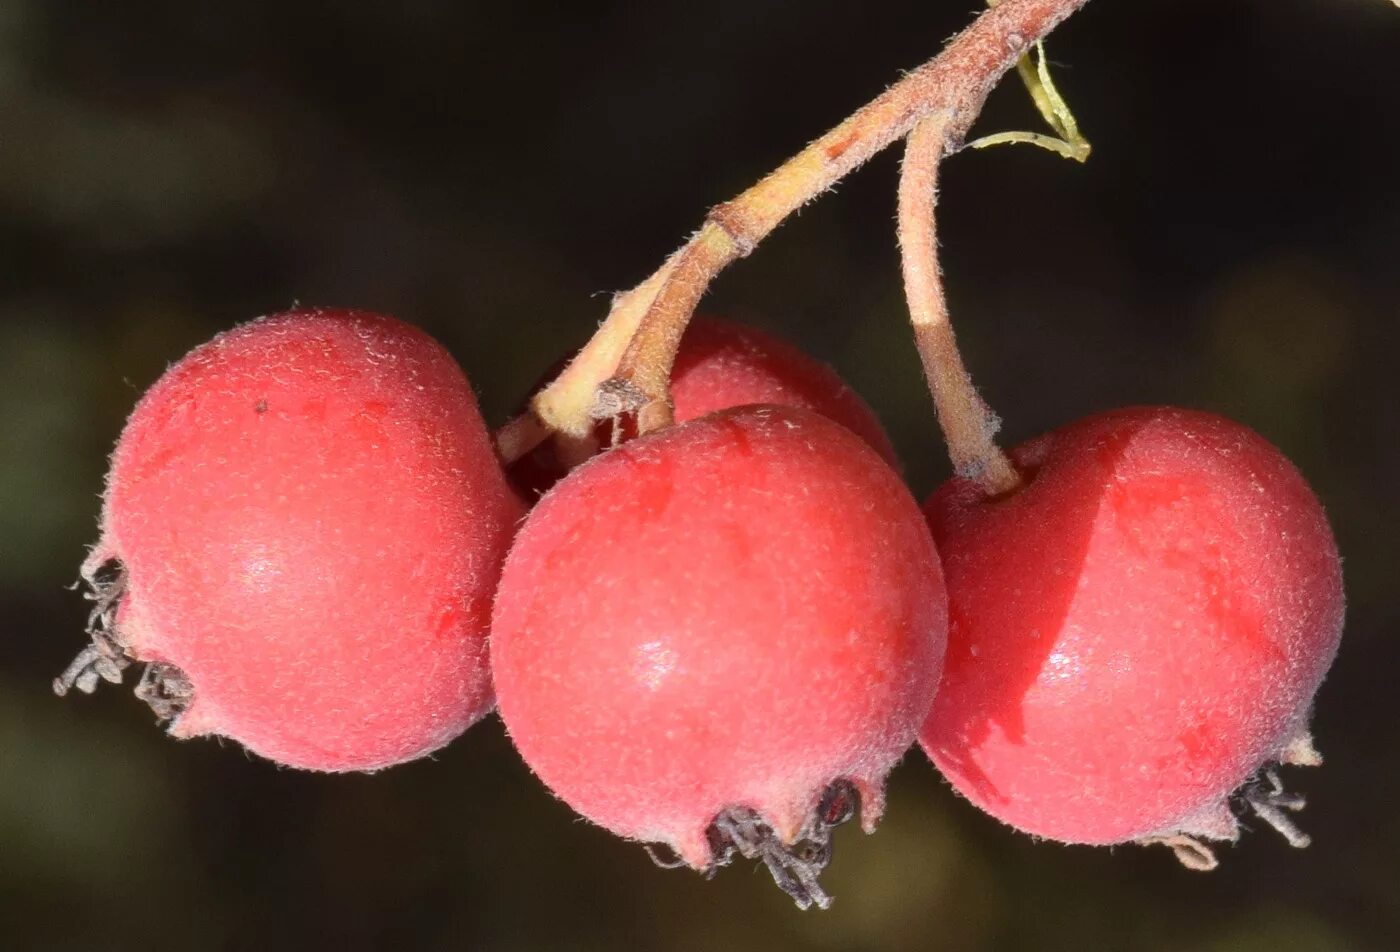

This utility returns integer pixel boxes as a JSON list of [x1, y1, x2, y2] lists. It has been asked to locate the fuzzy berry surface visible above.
[[509, 317, 896, 498], [668, 317, 898, 466], [920, 406, 1344, 845], [492, 405, 945, 869], [93, 308, 522, 771]]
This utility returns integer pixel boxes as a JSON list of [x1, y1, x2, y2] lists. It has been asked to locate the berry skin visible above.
[[919, 406, 1344, 864], [58, 308, 523, 772], [491, 405, 945, 908], [667, 317, 898, 466], [510, 317, 897, 496]]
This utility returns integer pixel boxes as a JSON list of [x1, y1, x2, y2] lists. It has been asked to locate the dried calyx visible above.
[[53, 560, 193, 721], [1144, 762, 1318, 872], [647, 781, 861, 911]]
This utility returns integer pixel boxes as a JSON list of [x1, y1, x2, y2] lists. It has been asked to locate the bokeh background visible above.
[[3, 0, 1398, 949]]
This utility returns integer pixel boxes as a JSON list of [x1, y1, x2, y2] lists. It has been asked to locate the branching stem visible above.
[[506, 0, 1093, 450]]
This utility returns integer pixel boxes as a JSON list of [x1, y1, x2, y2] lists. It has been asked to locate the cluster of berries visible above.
[[56, 307, 1344, 908]]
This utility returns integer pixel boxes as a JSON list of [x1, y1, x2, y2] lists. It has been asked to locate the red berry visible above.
[[57, 308, 523, 772], [668, 318, 898, 466], [491, 405, 945, 908], [919, 406, 1343, 865], [509, 317, 896, 496]]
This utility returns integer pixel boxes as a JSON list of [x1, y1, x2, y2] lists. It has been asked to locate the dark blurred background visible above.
[[2, 1, 1397, 949]]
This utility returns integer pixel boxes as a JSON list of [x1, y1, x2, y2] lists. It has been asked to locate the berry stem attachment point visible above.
[[606, 222, 744, 436], [897, 118, 1021, 496], [530, 255, 684, 441]]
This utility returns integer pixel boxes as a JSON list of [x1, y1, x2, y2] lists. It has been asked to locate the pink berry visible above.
[[491, 405, 945, 908], [919, 406, 1344, 866], [56, 308, 523, 772], [509, 317, 896, 496]]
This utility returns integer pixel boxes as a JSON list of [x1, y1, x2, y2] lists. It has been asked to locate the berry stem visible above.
[[897, 117, 1021, 495], [528, 256, 683, 440], [609, 222, 742, 435], [495, 412, 549, 464], [517, 0, 1093, 446]]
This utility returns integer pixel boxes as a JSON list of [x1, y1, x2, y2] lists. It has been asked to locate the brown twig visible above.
[[517, 0, 1092, 446], [897, 118, 1021, 495]]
